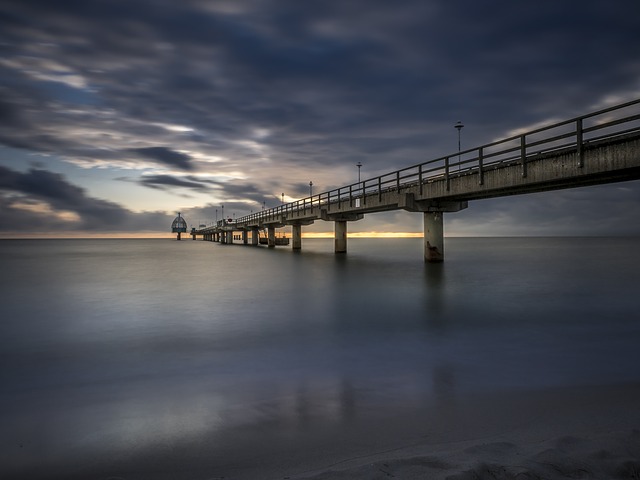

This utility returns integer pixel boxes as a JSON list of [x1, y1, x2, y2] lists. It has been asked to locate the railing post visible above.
[[478, 147, 484, 185], [362, 180, 367, 205], [445, 157, 450, 191], [521, 135, 527, 178], [577, 118, 584, 168], [378, 177, 382, 202], [349, 185, 353, 207], [396, 171, 400, 191], [418, 164, 423, 195]]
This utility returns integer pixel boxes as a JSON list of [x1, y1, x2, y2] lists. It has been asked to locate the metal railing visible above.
[[220, 98, 640, 229]]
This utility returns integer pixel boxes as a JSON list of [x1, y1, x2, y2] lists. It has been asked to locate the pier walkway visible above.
[[193, 99, 640, 262]]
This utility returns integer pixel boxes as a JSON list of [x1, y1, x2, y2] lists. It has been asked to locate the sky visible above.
[[1, 0, 640, 237]]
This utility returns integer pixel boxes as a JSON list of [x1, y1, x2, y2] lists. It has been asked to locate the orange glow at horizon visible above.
[[302, 231, 423, 238]]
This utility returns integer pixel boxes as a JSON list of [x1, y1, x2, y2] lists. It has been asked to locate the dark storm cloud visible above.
[[0, 166, 167, 232], [2, 0, 639, 166], [138, 174, 208, 191], [0, 0, 639, 234], [447, 182, 640, 237], [134, 173, 277, 213], [130, 147, 194, 171]]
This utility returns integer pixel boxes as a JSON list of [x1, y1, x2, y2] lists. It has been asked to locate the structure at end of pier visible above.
[[171, 212, 187, 240]]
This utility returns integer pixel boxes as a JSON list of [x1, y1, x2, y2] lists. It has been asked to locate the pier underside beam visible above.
[[414, 201, 467, 263], [324, 213, 363, 254], [286, 220, 313, 250]]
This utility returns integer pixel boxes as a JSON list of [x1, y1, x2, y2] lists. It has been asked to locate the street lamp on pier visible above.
[[281, 192, 284, 204], [455, 121, 464, 171], [356, 162, 362, 183], [309, 181, 313, 197]]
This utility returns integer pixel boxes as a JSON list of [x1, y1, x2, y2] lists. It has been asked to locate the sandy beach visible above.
[[284, 383, 640, 480], [3, 380, 639, 480], [21, 382, 636, 480]]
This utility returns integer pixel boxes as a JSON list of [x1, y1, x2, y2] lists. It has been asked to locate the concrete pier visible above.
[[268, 226, 276, 248], [292, 224, 302, 250], [190, 99, 640, 262], [251, 228, 259, 246], [423, 212, 444, 263], [242, 230, 248, 244], [334, 220, 347, 253]]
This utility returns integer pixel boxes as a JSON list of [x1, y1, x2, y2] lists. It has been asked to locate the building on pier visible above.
[[171, 212, 187, 240]]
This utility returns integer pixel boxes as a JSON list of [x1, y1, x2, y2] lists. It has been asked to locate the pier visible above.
[[193, 99, 640, 262]]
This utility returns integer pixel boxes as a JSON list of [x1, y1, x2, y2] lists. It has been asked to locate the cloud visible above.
[[0, 0, 639, 235], [0, 166, 169, 232], [129, 147, 194, 171], [447, 182, 640, 237]]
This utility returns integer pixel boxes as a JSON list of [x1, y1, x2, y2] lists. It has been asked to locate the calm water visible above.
[[1, 237, 639, 478]]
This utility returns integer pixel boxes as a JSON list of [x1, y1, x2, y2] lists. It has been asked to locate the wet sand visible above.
[[289, 383, 640, 480], [11, 382, 639, 479]]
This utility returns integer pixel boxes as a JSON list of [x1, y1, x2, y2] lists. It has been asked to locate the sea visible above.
[[1, 237, 639, 479]]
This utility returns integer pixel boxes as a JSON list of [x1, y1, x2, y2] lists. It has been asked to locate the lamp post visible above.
[[221, 204, 224, 223], [309, 181, 313, 196], [281, 192, 284, 204], [455, 121, 464, 171], [356, 162, 362, 183]]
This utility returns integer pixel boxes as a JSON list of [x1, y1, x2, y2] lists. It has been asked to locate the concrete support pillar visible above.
[[292, 224, 302, 250], [251, 228, 259, 246], [177, 232, 181, 240], [334, 220, 347, 253], [268, 226, 276, 248], [228, 231, 234, 244], [424, 212, 444, 263], [221, 231, 227, 244], [242, 230, 248, 245]]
